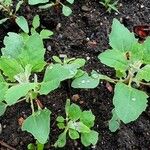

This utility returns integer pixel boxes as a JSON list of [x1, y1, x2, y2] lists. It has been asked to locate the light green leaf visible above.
[[113, 83, 148, 123], [2, 32, 24, 59], [0, 102, 7, 116], [80, 110, 95, 128], [18, 33, 46, 72], [69, 58, 86, 68], [68, 121, 91, 133], [40, 29, 53, 39], [56, 116, 65, 123], [81, 130, 99, 147], [109, 109, 120, 132], [0, 18, 9, 24], [22, 109, 51, 144], [109, 19, 137, 52], [39, 63, 78, 95], [5, 83, 37, 105], [57, 123, 65, 129], [15, 0, 23, 13], [16, 16, 29, 33], [54, 131, 66, 148], [32, 15, 40, 29], [0, 57, 24, 81], [0, 82, 8, 102], [28, 0, 49, 5], [42, 64, 77, 82], [68, 103, 82, 121], [62, 5, 72, 16], [98, 50, 128, 72], [71, 72, 99, 89], [143, 37, 150, 64], [66, 0, 74, 4], [39, 79, 60, 95], [52, 56, 62, 64], [69, 129, 79, 139], [136, 65, 150, 82]]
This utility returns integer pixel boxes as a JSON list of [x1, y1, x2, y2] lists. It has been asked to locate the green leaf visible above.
[[22, 109, 51, 144], [2, 32, 24, 59], [68, 103, 82, 121], [5, 83, 37, 106], [39, 63, 78, 95], [28, 0, 49, 5], [113, 83, 148, 123], [16, 16, 29, 33], [68, 121, 91, 133], [52, 56, 62, 64], [0, 57, 24, 81], [41, 64, 78, 86], [0, 82, 8, 102], [0, 102, 7, 116], [81, 130, 99, 147], [69, 58, 86, 68], [98, 50, 128, 72], [40, 29, 53, 39], [66, 0, 74, 4], [80, 110, 95, 128], [32, 15, 40, 29], [71, 72, 99, 89], [62, 5, 72, 16], [109, 19, 137, 52], [36, 141, 44, 150], [136, 65, 150, 82], [15, 0, 23, 13], [54, 131, 66, 148], [57, 123, 65, 129], [143, 37, 150, 64], [18, 33, 46, 72], [0, 18, 9, 24], [69, 129, 79, 139], [109, 109, 120, 132], [39, 79, 60, 95], [56, 116, 65, 122]]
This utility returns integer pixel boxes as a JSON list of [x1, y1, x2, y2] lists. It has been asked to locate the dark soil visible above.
[[0, 0, 150, 149]]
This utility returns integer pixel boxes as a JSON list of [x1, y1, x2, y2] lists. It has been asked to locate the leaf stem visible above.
[[30, 95, 35, 114]]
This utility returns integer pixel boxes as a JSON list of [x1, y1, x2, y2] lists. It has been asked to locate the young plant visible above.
[[99, 0, 119, 13], [28, 0, 74, 17], [72, 18, 150, 132], [54, 99, 99, 148], [0, 0, 24, 24], [27, 140, 44, 150], [0, 15, 85, 145]]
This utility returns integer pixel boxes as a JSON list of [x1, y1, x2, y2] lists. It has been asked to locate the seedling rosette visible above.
[[0, 15, 86, 146], [72, 18, 150, 132]]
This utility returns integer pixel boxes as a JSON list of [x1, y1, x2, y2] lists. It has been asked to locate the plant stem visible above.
[[30, 95, 35, 114]]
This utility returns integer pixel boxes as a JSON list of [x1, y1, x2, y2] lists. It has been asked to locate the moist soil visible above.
[[0, 0, 150, 149]]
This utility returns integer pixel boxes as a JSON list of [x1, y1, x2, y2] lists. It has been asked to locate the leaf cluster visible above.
[[100, 0, 119, 13], [54, 99, 99, 147], [0, 15, 87, 145], [72, 18, 150, 132], [0, 0, 24, 24], [28, 0, 74, 16]]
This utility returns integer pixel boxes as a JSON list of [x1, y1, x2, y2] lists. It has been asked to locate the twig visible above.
[[0, 140, 16, 150]]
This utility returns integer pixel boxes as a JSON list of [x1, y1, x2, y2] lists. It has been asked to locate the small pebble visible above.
[[47, 45, 52, 51], [86, 56, 90, 60], [141, 4, 144, 8], [59, 54, 67, 58], [81, 6, 91, 12]]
